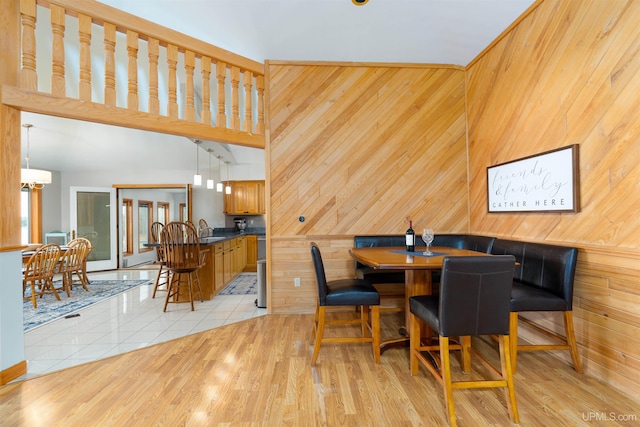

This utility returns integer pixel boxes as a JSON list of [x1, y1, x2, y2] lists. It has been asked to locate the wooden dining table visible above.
[[349, 246, 491, 351]]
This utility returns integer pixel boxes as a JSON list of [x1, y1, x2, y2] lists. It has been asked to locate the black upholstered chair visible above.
[[409, 256, 518, 427], [491, 239, 582, 372], [310, 243, 381, 364]]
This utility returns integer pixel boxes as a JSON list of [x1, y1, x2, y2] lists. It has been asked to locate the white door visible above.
[[70, 187, 117, 271]]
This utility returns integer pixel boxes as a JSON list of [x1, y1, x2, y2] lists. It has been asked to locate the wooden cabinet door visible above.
[[222, 180, 265, 214], [245, 235, 257, 272], [214, 244, 223, 291]]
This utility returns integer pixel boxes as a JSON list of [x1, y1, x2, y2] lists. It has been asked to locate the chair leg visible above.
[[311, 303, 320, 342], [371, 305, 380, 364], [187, 273, 195, 311], [460, 336, 471, 373], [311, 306, 326, 365], [564, 311, 583, 373], [509, 312, 519, 373], [163, 273, 178, 312], [28, 280, 38, 309], [440, 336, 457, 427], [499, 335, 520, 424], [410, 312, 421, 375], [361, 305, 370, 337]]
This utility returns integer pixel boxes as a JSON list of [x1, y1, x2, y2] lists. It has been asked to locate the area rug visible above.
[[23, 280, 150, 331], [218, 273, 257, 295]]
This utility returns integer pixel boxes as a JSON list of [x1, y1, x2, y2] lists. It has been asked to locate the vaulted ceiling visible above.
[[23, 0, 535, 173]]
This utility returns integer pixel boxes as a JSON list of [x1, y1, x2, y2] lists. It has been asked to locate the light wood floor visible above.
[[1, 312, 638, 426]]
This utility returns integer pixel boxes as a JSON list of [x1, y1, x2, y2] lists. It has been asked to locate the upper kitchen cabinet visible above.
[[223, 180, 265, 215]]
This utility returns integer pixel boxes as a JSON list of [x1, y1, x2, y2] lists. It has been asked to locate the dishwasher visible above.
[[256, 236, 267, 308]]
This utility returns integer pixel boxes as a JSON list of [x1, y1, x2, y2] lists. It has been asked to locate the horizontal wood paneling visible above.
[[267, 64, 468, 313], [467, 0, 640, 397]]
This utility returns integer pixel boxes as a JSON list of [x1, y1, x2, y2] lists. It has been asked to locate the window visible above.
[[122, 199, 133, 256], [179, 203, 187, 223], [157, 202, 169, 225], [21, 188, 30, 244], [138, 200, 153, 252], [21, 188, 43, 244]]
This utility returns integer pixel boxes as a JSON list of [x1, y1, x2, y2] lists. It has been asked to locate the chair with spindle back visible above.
[[161, 221, 205, 311], [57, 239, 87, 295], [23, 244, 62, 308], [150, 221, 170, 298]]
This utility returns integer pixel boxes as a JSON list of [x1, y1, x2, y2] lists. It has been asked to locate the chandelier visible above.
[[21, 124, 52, 189]]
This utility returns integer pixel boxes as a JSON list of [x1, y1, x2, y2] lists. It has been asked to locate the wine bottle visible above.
[[406, 220, 415, 252]]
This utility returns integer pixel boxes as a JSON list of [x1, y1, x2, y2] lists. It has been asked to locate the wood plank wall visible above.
[[466, 0, 640, 397], [267, 63, 468, 313]]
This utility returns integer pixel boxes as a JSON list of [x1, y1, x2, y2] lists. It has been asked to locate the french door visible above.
[[70, 187, 117, 271]]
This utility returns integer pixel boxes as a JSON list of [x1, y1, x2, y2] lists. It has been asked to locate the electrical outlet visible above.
[[294, 277, 301, 287]]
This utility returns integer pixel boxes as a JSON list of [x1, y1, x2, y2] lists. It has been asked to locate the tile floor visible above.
[[17, 268, 266, 382]]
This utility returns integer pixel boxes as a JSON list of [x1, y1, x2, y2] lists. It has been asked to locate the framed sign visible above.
[[487, 145, 580, 213]]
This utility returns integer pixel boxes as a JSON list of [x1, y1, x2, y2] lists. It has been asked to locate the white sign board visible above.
[[487, 145, 580, 213]]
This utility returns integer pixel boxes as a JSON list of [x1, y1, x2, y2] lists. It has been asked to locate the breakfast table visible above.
[[349, 246, 491, 351]]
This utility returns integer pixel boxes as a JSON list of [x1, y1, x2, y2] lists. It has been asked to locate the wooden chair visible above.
[[150, 221, 170, 298], [409, 256, 518, 427], [59, 238, 90, 293], [310, 242, 381, 365], [161, 221, 205, 311], [78, 234, 94, 285], [23, 244, 62, 308]]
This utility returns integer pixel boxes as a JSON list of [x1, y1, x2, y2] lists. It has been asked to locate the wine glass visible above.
[[422, 228, 434, 255]]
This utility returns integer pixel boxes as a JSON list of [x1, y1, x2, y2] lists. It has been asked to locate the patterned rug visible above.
[[218, 273, 257, 295], [23, 280, 150, 331]]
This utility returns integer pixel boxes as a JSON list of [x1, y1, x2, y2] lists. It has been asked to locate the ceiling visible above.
[[22, 0, 535, 174]]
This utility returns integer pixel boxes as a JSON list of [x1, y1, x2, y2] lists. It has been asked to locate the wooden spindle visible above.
[[148, 37, 160, 115], [167, 44, 179, 118], [103, 22, 116, 106], [201, 56, 212, 125], [216, 61, 227, 127], [19, 0, 37, 91], [126, 30, 139, 111], [50, 4, 66, 96], [231, 66, 240, 131], [243, 71, 253, 133], [78, 13, 92, 102], [184, 50, 196, 121], [256, 75, 265, 134]]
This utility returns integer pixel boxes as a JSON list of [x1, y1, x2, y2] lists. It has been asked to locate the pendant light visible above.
[[225, 161, 232, 194], [206, 149, 215, 189], [216, 156, 224, 193], [21, 124, 52, 189], [216, 155, 224, 192], [193, 140, 202, 186]]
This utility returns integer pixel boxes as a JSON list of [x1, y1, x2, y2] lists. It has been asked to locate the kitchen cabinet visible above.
[[213, 243, 224, 291], [245, 235, 257, 272], [223, 180, 265, 215]]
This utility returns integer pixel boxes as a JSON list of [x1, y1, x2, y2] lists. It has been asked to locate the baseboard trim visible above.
[[1, 360, 27, 385]]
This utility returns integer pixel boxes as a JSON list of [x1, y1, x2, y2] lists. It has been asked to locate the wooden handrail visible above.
[[14, 0, 265, 147]]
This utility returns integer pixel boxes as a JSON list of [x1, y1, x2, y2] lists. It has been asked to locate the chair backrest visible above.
[[438, 255, 515, 337], [60, 238, 87, 271], [151, 222, 164, 243], [24, 243, 61, 280], [491, 239, 578, 308], [310, 243, 329, 306], [198, 218, 208, 229], [432, 234, 496, 253], [161, 221, 201, 270]]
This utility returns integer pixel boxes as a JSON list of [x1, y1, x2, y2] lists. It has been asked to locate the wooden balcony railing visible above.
[[6, 0, 265, 148]]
